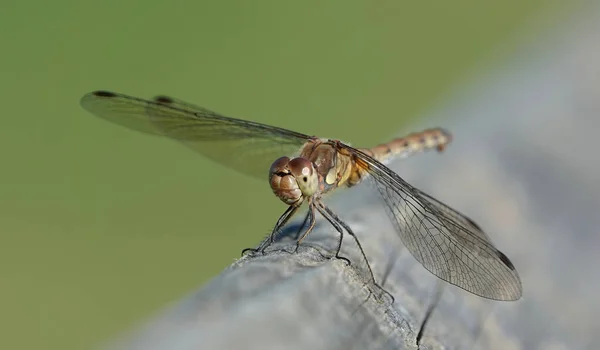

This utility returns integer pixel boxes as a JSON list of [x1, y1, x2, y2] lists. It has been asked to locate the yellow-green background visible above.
[[0, 1, 566, 349]]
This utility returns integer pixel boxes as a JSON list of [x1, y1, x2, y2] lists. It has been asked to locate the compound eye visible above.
[[289, 158, 313, 181], [269, 156, 291, 177]]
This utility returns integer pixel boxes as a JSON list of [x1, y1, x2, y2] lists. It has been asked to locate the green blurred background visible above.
[[0, 1, 566, 349]]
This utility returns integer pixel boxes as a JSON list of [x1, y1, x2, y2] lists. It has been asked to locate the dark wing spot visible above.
[[92, 90, 117, 97], [497, 251, 516, 270], [154, 96, 174, 104]]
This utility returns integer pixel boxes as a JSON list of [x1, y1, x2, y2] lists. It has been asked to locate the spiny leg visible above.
[[260, 208, 319, 256], [319, 204, 372, 273], [351, 251, 400, 319], [314, 204, 351, 266], [269, 206, 330, 258], [294, 204, 317, 253], [241, 205, 299, 256], [261, 205, 300, 254], [292, 208, 313, 241], [320, 203, 395, 303], [352, 237, 402, 316], [265, 208, 313, 255], [289, 208, 329, 256]]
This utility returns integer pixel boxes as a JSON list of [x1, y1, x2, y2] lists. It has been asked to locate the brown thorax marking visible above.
[[299, 139, 355, 193]]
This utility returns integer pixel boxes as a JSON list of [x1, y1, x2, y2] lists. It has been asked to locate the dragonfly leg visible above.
[[319, 203, 395, 304], [241, 205, 299, 256], [294, 205, 316, 253], [272, 209, 318, 255], [350, 254, 399, 318], [313, 204, 351, 266], [291, 209, 312, 241]]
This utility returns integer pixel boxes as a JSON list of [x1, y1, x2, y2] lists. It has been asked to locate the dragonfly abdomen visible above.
[[343, 128, 452, 188], [364, 128, 452, 165]]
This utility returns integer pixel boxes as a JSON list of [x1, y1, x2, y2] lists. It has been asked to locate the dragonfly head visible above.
[[269, 156, 319, 205]]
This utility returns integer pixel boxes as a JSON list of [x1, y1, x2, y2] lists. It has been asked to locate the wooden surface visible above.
[[105, 6, 600, 350]]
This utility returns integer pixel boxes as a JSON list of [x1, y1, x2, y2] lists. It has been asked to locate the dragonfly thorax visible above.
[[269, 156, 319, 205]]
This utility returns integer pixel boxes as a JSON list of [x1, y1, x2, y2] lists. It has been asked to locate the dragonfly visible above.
[[80, 90, 522, 301]]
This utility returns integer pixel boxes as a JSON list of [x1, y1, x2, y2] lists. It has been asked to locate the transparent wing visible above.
[[341, 143, 522, 300], [80, 91, 312, 180]]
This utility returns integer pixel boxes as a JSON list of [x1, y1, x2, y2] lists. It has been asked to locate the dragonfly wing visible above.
[[340, 143, 522, 301], [80, 91, 311, 180]]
